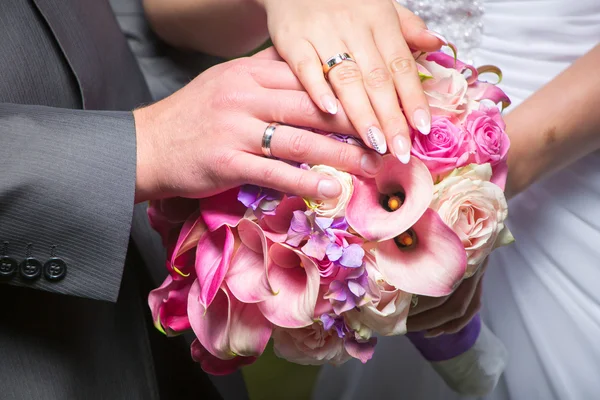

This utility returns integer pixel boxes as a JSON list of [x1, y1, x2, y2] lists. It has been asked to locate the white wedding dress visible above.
[[313, 1, 600, 399]]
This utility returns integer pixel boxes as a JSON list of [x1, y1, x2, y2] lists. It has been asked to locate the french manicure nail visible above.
[[321, 94, 338, 115], [392, 135, 411, 164], [413, 109, 431, 135], [425, 30, 448, 45], [360, 153, 383, 175], [318, 179, 341, 199], [366, 126, 387, 154]]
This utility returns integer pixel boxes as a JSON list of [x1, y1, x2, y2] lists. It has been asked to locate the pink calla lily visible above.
[[188, 280, 272, 362], [167, 211, 207, 278], [467, 81, 511, 110], [199, 189, 247, 232], [225, 219, 274, 303], [195, 225, 235, 308], [147, 197, 199, 246], [149, 275, 194, 336], [258, 243, 320, 328], [425, 51, 479, 84], [191, 339, 257, 375], [346, 155, 434, 242], [376, 208, 467, 296]]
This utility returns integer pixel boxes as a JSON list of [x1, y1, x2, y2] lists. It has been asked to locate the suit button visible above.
[[43, 258, 67, 281], [0, 256, 18, 279], [19, 258, 42, 280]]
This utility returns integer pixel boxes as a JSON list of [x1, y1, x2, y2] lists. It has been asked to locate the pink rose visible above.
[[272, 323, 351, 366], [431, 164, 514, 277], [411, 115, 470, 180], [418, 60, 476, 118], [465, 106, 510, 166]]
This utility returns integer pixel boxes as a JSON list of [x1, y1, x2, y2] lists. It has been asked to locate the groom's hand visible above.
[[406, 260, 487, 336], [133, 57, 383, 203]]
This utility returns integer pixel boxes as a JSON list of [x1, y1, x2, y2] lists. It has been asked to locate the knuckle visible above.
[[297, 93, 318, 117], [336, 145, 355, 169], [365, 67, 392, 89], [331, 64, 363, 86], [289, 132, 312, 159], [261, 165, 278, 184], [389, 55, 417, 76], [295, 57, 316, 78], [213, 89, 254, 110]]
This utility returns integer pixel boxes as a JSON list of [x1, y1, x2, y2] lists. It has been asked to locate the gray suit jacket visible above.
[[0, 0, 243, 398]]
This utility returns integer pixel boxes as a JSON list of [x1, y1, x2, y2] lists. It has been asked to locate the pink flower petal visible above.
[[262, 196, 306, 234], [376, 209, 467, 296], [344, 337, 377, 364], [228, 292, 272, 357], [467, 81, 511, 109], [148, 198, 199, 246], [259, 243, 320, 328], [195, 225, 235, 308], [188, 280, 233, 360], [191, 339, 257, 376], [346, 155, 433, 242], [491, 161, 508, 191], [225, 219, 274, 303], [171, 211, 207, 265], [199, 189, 247, 231]]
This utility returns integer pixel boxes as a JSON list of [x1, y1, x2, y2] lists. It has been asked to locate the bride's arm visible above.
[[143, 0, 269, 58], [506, 44, 600, 198]]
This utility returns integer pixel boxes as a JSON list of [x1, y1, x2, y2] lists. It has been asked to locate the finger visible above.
[[252, 89, 356, 136], [246, 122, 383, 177], [276, 39, 340, 115], [252, 46, 285, 61], [408, 294, 449, 317], [312, 39, 387, 154], [406, 276, 478, 332], [393, 4, 447, 51], [425, 280, 483, 337], [246, 59, 305, 91], [348, 33, 412, 164], [373, 18, 432, 136], [228, 153, 342, 200]]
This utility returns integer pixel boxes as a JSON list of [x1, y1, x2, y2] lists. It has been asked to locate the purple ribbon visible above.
[[406, 313, 481, 362]]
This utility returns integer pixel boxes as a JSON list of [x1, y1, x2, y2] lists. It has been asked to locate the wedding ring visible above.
[[261, 122, 279, 158], [323, 53, 356, 77], [411, 295, 419, 309]]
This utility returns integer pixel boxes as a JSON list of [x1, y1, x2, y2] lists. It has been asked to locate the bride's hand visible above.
[[406, 260, 487, 336], [256, 0, 446, 162]]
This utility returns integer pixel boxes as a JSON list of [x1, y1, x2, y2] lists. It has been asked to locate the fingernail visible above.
[[318, 179, 342, 199], [425, 30, 448, 45], [392, 135, 411, 165], [413, 109, 431, 135], [321, 94, 338, 115], [360, 153, 383, 175], [366, 126, 387, 154], [424, 330, 444, 338]]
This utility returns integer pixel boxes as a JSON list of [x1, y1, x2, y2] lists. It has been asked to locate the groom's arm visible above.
[[143, 0, 269, 58], [0, 104, 137, 302]]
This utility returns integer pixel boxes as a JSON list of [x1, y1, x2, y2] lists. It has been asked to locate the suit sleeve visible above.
[[0, 104, 137, 302]]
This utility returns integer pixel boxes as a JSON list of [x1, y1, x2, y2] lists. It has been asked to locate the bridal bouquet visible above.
[[148, 48, 513, 395]]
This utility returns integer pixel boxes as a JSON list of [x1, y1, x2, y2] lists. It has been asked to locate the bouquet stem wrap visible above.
[[407, 314, 508, 396]]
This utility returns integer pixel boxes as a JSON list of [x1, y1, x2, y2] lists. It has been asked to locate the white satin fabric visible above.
[[314, 1, 600, 399]]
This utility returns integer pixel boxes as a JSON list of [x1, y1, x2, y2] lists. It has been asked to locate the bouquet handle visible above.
[[406, 314, 508, 396]]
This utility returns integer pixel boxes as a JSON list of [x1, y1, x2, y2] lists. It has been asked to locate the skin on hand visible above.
[[133, 55, 384, 204], [406, 260, 487, 336], [257, 0, 446, 164]]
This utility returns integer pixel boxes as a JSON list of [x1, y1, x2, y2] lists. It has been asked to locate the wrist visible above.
[[133, 106, 162, 203]]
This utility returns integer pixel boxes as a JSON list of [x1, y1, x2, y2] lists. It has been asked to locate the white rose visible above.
[[418, 60, 473, 119], [306, 165, 353, 218], [432, 164, 514, 277]]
